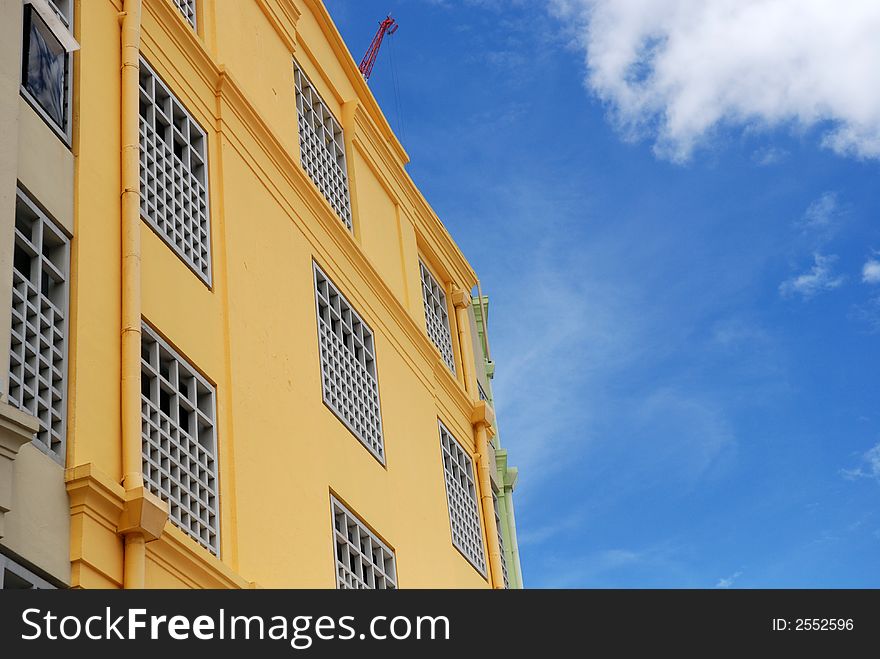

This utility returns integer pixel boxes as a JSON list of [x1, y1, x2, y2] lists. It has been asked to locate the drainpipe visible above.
[[117, 0, 167, 589], [451, 287, 476, 399], [472, 401, 505, 589], [121, 0, 142, 494]]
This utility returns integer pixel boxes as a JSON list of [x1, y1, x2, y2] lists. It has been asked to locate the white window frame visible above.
[[141, 323, 219, 555], [294, 60, 353, 230], [171, 0, 197, 29], [493, 490, 509, 589], [8, 188, 70, 462], [313, 262, 385, 463], [330, 495, 397, 589], [139, 56, 212, 285], [0, 552, 55, 589], [420, 260, 457, 374], [439, 420, 486, 576]]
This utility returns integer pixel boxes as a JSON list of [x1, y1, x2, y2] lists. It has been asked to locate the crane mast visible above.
[[359, 16, 398, 82]]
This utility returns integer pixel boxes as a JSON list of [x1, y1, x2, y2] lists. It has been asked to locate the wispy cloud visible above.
[[851, 295, 880, 333], [517, 510, 588, 546], [862, 259, 880, 284], [751, 146, 788, 166], [779, 253, 845, 299], [841, 442, 880, 482], [629, 388, 737, 485], [537, 542, 689, 587], [796, 192, 841, 234], [715, 570, 743, 589], [549, 0, 880, 161]]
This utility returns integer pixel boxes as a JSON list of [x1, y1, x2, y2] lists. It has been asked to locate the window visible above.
[[331, 496, 397, 589], [139, 57, 212, 285], [313, 263, 384, 462], [419, 261, 456, 374], [141, 323, 219, 555], [8, 189, 69, 461], [172, 0, 196, 28], [439, 421, 486, 575], [294, 62, 352, 230], [478, 382, 490, 403], [0, 553, 54, 589], [21, 0, 77, 138], [493, 491, 509, 589]]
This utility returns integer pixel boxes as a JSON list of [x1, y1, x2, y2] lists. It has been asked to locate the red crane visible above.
[[359, 16, 399, 82]]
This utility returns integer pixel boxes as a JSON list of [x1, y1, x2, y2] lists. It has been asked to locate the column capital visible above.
[[451, 286, 472, 310], [471, 400, 496, 434]]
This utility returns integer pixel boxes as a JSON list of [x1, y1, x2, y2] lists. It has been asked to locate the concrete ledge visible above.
[[0, 401, 38, 539], [66, 463, 255, 589]]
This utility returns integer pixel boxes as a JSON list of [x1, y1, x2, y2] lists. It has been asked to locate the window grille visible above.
[[439, 421, 486, 575], [0, 553, 54, 589], [139, 57, 211, 284], [141, 324, 219, 554], [294, 62, 352, 229], [493, 491, 509, 588], [8, 189, 69, 460], [313, 263, 384, 462], [420, 262, 456, 374], [331, 496, 397, 589], [172, 0, 196, 28]]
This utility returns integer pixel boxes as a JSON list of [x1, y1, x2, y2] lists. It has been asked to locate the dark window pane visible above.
[[22, 7, 67, 130], [2, 568, 36, 589]]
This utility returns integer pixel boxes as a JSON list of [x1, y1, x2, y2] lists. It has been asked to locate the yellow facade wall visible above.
[[67, 0, 496, 589]]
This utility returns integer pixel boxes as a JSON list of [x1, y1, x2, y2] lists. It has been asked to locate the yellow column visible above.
[[472, 401, 505, 589], [341, 100, 362, 240], [452, 287, 477, 399]]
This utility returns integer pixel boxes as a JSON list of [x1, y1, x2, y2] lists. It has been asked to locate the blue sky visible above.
[[324, 0, 880, 588]]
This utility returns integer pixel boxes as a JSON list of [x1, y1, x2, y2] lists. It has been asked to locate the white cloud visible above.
[[550, 0, 880, 161], [852, 295, 880, 332], [715, 570, 743, 589], [863, 259, 880, 284], [841, 442, 880, 481], [798, 192, 840, 232], [751, 146, 788, 166], [779, 253, 844, 299]]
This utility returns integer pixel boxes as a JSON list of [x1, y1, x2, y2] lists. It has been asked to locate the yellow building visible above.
[[0, 0, 521, 589]]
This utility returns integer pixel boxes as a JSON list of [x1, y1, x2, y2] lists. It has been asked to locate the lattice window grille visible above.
[[172, 0, 197, 28], [331, 497, 397, 589], [139, 57, 211, 284], [419, 261, 456, 374], [313, 264, 384, 462], [8, 190, 69, 460], [294, 62, 352, 229], [493, 491, 510, 589], [141, 324, 219, 555], [439, 421, 486, 575], [0, 553, 55, 589]]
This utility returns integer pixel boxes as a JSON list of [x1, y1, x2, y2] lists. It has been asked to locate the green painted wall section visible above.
[[472, 295, 524, 589]]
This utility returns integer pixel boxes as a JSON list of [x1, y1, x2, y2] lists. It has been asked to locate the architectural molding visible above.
[[66, 463, 253, 588], [255, 0, 300, 54], [0, 402, 39, 538]]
